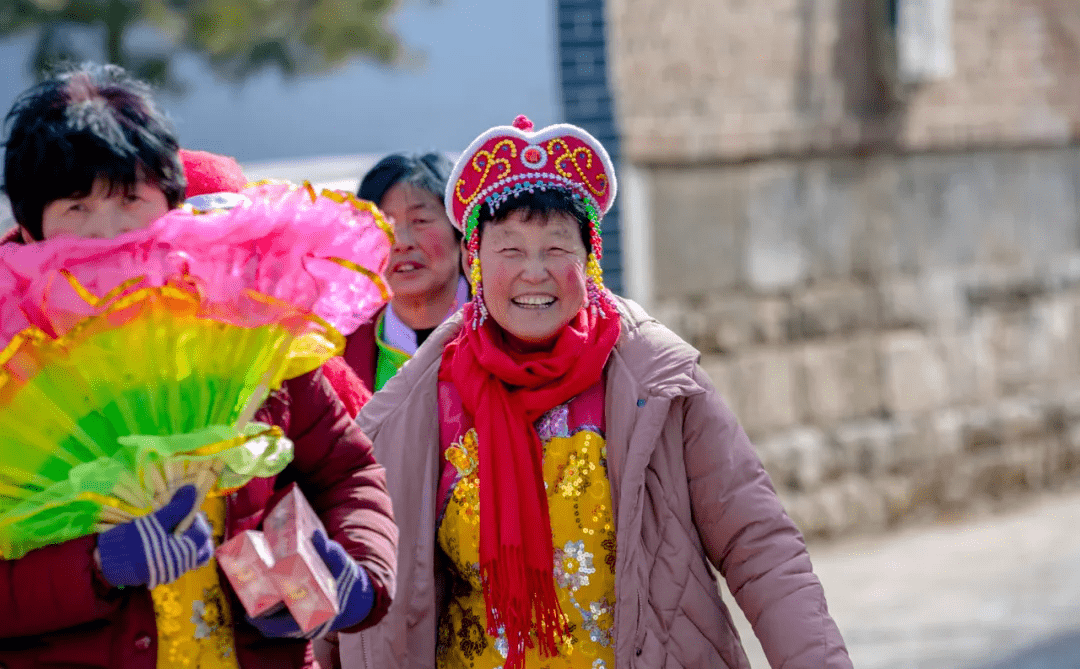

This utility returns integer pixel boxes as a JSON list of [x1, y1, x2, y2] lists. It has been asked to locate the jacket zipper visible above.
[[360, 629, 372, 669], [635, 596, 643, 664]]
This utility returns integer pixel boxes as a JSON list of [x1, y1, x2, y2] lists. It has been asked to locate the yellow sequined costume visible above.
[[150, 493, 240, 668], [436, 391, 616, 669]]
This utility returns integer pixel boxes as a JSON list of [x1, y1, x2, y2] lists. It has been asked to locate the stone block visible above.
[[800, 338, 883, 425], [651, 300, 688, 339], [1058, 382, 1080, 422], [879, 475, 921, 523], [787, 284, 879, 340], [648, 168, 747, 300], [1034, 297, 1080, 381], [920, 270, 968, 333], [812, 476, 890, 537], [929, 456, 976, 509], [813, 485, 851, 538], [754, 426, 831, 492], [983, 303, 1068, 394], [1045, 255, 1080, 291], [754, 297, 792, 345], [743, 165, 811, 292], [1066, 423, 1080, 464], [969, 443, 1051, 499], [958, 405, 1004, 452], [880, 416, 929, 473], [703, 295, 759, 354], [729, 348, 802, 436], [877, 276, 930, 330], [800, 343, 848, 426], [833, 419, 898, 478], [940, 326, 999, 406], [880, 332, 951, 415], [703, 295, 795, 353], [839, 477, 890, 532], [928, 409, 966, 458], [996, 396, 1052, 442]]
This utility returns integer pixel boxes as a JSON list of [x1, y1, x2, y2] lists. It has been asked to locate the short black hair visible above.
[[2, 62, 185, 241], [357, 152, 461, 241], [476, 187, 593, 255]]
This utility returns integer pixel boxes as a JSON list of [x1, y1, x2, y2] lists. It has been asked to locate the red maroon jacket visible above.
[[342, 305, 383, 392], [0, 225, 396, 668], [0, 369, 396, 669]]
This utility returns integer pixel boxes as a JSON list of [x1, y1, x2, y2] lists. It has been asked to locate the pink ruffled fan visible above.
[[0, 183, 391, 559]]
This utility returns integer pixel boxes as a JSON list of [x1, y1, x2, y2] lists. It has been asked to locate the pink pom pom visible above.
[[512, 115, 534, 132]]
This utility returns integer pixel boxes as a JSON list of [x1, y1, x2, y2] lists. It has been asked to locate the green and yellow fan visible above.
[[0, 183, 392, 558]]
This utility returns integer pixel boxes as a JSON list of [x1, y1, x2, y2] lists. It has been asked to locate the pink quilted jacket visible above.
[[339, 297, 851, 669]]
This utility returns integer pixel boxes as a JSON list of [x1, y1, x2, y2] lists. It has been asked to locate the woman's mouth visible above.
[[392, 261, 424, 274], [511, 295, 556, 309]]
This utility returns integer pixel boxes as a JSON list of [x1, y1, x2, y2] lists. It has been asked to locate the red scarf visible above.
[[440, 301, 620, 667]]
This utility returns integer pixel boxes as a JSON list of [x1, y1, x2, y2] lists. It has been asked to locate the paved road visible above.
[[975, 630, 1080, 669], [721, 489, 1080, 669]]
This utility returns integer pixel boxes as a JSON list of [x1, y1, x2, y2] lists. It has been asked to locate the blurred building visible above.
[[608, 0, 1080, 537]]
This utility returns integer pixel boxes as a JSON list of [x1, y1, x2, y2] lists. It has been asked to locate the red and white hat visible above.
[[179, 148, 251, 212], [444, 115, 617, 240], [446, 116, 618, 325]]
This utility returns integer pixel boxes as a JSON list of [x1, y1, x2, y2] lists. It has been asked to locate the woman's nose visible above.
[[519, 255, 548, 281], [88, 204, 138, 239], [391, 219, 414, 250]]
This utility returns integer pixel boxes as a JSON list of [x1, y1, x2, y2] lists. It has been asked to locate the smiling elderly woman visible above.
[[344, 153, 470, 392], [339, 117, 853, 669]]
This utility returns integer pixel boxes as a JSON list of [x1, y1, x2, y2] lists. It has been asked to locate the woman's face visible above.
[[39, 178, 170, 240], [381, 182, 461, 305], [478, 209, 588, 351]]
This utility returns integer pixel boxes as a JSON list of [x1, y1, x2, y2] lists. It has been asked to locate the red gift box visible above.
[[262, 484, 339, 633], [216, 530, 282, 618]]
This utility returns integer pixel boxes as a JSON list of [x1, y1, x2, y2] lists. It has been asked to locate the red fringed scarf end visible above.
[[480, 548, 569, 668]]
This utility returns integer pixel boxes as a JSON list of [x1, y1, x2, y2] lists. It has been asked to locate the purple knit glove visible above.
[[97, 485, 213, 589], [248, 529, 375, 639]]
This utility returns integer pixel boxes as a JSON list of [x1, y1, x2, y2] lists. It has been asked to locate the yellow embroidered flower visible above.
[[446, 428, 479, 476]]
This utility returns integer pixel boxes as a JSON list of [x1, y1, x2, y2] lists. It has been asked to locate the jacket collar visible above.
[[607, 296, 704, 400]]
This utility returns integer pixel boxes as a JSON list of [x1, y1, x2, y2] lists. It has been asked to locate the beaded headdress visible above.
[[445, 115, 617, 326]]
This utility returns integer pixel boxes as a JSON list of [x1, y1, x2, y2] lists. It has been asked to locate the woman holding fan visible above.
[[0, 63, 396, 668]]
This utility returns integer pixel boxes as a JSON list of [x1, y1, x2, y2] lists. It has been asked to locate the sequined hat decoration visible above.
[[445, 115, 616, 239], [445, 116, 617, 327]]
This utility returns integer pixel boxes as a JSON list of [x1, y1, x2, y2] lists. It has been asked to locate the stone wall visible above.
[[608, 0, 1080, 162], [643, 146, 1080, 538]]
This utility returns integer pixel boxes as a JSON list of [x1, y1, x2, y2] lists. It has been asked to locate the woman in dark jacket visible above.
[[345, 153, 468, 391], [0, 63, 396, 669]]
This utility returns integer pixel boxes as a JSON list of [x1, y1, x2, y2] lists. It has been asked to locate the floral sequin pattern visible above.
[[443, 429, 481, 528], [536, 403, 570, 441], [150, 495, 239, 669], [555, 540, 595, 591], [446, 428, 479, 477], [436, 400, 616, 669]]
